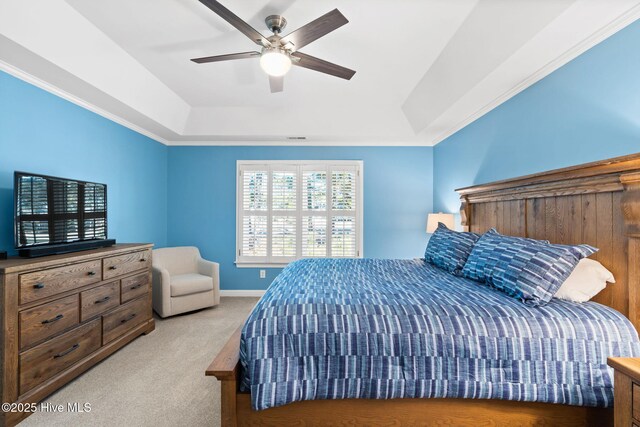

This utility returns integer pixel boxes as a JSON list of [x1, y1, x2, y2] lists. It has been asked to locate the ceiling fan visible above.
[[190, 0, 356, 93]]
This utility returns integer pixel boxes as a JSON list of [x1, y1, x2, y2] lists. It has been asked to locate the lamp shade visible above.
[[426, 213, 455, 233]]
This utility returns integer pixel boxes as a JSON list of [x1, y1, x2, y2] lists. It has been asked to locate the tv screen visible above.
[[14, 172, 108, 249]]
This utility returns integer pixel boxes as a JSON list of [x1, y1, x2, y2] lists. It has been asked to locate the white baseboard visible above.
[[220, 290, 266, 297]]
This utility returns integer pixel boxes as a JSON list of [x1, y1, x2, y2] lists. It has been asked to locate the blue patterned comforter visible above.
[[239, 258, 640, 410]]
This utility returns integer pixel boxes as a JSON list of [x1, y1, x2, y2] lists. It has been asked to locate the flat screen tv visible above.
[[14, 172, 115, 257]]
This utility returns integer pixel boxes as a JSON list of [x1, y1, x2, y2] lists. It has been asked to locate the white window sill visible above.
[[235, 262, 290, 268]]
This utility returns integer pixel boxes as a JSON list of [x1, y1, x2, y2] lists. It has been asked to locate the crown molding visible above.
[[429, 3, 640, 146], [167, 139, 433, 147], [0, 60, 170, 146]]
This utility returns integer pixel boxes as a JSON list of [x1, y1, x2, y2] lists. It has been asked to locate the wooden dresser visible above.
[[608, 358, 640, 427], [0, 244, 155, 426]]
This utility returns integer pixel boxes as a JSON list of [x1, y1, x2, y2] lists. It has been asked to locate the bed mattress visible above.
[[239, 258, 640, 410]]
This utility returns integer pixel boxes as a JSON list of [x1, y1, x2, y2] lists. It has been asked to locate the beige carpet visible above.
[[20, 297, 259, 427]]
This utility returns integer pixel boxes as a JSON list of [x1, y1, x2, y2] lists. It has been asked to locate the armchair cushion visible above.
[[170, 273, 214, 297], [153, 246, 201, 275]]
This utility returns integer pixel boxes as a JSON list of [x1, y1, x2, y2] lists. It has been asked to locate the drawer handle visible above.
[[108, 266, 117, 270], [53, 343, 80, 359], [33, 283, 45, 289], [88, 271, 96, 276], [95, 296, 111, 304], [130, 284, 143, 290], [41, 314, 64, 324], [121, 313, 136, 324]]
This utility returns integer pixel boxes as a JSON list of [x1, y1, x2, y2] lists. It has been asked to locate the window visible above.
[[237, 161, 363, 266]]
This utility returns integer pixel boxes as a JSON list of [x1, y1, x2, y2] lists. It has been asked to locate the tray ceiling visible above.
[[1, 0, 639, 145]]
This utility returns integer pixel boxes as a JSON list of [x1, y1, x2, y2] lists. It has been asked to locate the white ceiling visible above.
[[1, 0, 639, 146]]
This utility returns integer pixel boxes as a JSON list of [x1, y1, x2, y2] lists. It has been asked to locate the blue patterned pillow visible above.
[[462, 230, 550, 281], [461, 229, 597, 306], [424, 223, 480, 276]]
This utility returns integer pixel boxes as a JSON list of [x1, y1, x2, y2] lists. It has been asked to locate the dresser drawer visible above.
[[103, 250, 151, 281], [19, 318, 101, 394], [19, 295, 79, 350], [102, 297, 149, 344], [80, 281, 120, 322], [20, 260, 102, 305], [121, 273, 150, 303]]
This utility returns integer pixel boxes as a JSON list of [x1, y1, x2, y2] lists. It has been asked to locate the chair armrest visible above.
[[151, 265, 172, 317], [198, 258, 220, 305], [198, 258, 219, 278]]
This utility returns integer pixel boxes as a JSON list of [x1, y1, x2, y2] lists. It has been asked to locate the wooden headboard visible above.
[[456, 153, 640, 330]]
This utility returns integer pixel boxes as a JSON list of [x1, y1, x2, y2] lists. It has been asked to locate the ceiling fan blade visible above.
[[191, 51, 260, 64], [280, 9, 348, 51], [291, 52, 355, 80], [269, 75, 284, 93], [199, 0, 271, 47]]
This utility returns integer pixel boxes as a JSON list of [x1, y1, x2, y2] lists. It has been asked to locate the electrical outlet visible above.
[[259, 269, 266, 279]]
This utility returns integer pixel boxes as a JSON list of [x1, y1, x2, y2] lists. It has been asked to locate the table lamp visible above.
[[426, 213, 455, 233]]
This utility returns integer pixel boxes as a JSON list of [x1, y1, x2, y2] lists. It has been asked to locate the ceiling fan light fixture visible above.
[[260, 48, 292, 77], [190, 2, 355, 92]]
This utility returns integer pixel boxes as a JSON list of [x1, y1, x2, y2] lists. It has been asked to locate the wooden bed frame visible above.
[[207, 153, 640, 426]]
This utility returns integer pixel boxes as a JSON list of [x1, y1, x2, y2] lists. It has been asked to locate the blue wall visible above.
[[167, 146, 433, 290], [11, 17, 637, 290], [433, 19, 640, 214], [0, 71, 168, 253], [1, 70, 433, 291]]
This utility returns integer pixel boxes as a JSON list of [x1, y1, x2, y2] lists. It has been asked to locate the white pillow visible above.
[[554, 258, 615, 303]]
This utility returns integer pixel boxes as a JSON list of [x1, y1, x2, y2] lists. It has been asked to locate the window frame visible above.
[[236, 160, 364, 268]]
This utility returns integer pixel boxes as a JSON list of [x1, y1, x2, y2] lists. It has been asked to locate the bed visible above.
[[207, 152, 640, 426]]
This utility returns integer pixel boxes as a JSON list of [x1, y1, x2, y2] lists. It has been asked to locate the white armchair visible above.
[[151, 247, 220, 318]]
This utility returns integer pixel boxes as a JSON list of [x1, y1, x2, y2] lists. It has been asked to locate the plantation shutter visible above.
[[237, 161, 362, 265], [238, 166, 269, 263], [330, 166, 358, 257], [302, 168, 328, 257], [270, 166, 297, 263]]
